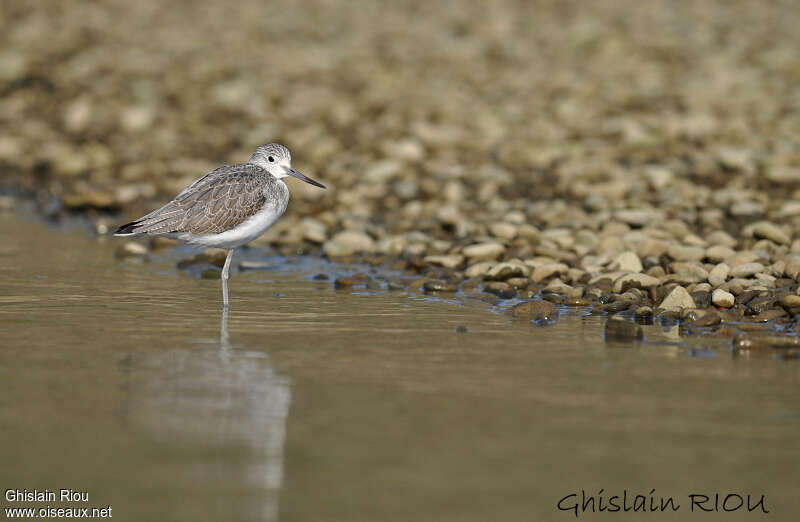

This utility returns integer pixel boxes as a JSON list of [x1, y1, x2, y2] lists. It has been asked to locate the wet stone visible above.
[[656, 310, 682, 325], [565, 298, 592, 307], [382, 280, 403, 291], [604, 317, 643, 342], [601, 300, 634, 313], [364, 280, 381, 290], [751, 309, 787, 322], [634, 306, 653, 319], [200, 268, 220, 279], [333, 276, 359, 289], [423, 279, 457, 293], [484, 281, 516, 299], [474, 293, 500, 305], [732, 333, 800, 353], [745, 296, 774, 315], [506, 277, 530, 289], [689, 310, 722, 327], [541, 293, 565, 304], [735, 289, 762, 306], [509, 300, 557, 323], [691, 291, 711, 308], [311, 273, 329, 281]]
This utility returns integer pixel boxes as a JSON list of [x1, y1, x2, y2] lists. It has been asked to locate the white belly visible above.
[[177, 184, 289, 249]]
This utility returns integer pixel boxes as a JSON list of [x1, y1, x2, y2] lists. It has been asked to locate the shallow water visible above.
[[0, 209, 798, 521]]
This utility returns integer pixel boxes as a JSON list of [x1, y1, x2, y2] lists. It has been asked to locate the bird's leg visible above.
[[221, 249, 234, 309]]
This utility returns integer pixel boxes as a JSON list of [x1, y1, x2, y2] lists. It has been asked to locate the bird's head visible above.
[[249, 143, 325, 188]]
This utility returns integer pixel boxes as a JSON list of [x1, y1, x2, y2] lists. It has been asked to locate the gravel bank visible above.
[[2, 0, 800, 347]]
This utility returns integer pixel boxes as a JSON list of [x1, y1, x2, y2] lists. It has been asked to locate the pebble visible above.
[[463, 242, 506, 260], [750, 221, 791, 245], [613, 251, 643, 273], [711, 288, 735, 308], [784, 257, 800, 280], [323, 231, 376, 257], [531, 263, 569, 283], [658, 286, 696, 312], [732, 334, 800, 353], [333, 276, 359, 289], [604, 317, 643, 341], [745, 296, 775, 315], [507, 277, 530, 289], [689, 310, 722, 327], [509, 300, 557, 322], [423, 280, 457, 293], [612, 273, 661, 293], [601, 300, 634, 313], [484, 282, 516, 299], [486, 261, 530, 281], [668, 244, 705, 262], [489, 222, 517, 240], [779, 294, 800, 308], [423, 255, 464, 269], [465, 262, 493, 278], [708, 263, 730, 287], [705, 245, 735, 263], [671, 262, 708, 283], [730, 262, 765, 278]]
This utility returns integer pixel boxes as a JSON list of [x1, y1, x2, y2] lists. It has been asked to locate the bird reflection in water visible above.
[[127, 306, 291, 521]]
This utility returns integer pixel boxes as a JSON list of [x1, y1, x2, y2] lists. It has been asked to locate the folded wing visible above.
[[115, 164, 268, 236]]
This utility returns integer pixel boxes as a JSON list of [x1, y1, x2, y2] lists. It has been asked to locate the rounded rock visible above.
[[463, 242, 506, 261], [711, 288, 735, 308], [323, 231, 376, 257], [708, 263, 730, 287], [604, 317, 644, 342], [510, 300, 557, 322], [658, 286, 696, 312], [730, 262, 765, 279]]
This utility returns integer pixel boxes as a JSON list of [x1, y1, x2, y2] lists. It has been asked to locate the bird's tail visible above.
[[114, 221, 143, 236]]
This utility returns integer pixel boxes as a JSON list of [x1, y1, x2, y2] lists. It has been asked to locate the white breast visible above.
[[177, 181, 289, 250]]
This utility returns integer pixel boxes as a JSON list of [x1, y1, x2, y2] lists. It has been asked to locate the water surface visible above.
[[0, 210, 798, 521]]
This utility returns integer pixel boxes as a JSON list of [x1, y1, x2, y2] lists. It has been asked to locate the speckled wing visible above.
[[116, 163, 269, 236]]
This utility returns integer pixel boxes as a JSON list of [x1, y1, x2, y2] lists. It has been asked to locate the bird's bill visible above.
[[287, 168, 326, 189]]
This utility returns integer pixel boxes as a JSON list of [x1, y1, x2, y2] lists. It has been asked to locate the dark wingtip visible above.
[[114, 221, 139, 236]]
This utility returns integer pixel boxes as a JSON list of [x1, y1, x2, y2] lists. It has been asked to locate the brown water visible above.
[[0, 209, 798, 521]]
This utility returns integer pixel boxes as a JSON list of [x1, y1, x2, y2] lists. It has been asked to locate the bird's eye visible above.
[[268, 156, 275, 162]]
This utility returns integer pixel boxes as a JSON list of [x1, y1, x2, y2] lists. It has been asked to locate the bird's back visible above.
[[115, 162, 287, 237]]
